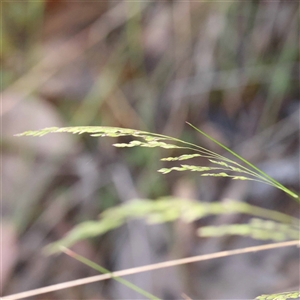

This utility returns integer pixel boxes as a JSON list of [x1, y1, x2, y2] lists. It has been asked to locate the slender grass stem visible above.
[[61, 247, 161, 300], [4, 241, 299, 300]]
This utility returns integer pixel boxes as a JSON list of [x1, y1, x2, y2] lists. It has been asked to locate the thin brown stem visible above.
[[3, 240, 299, 300]]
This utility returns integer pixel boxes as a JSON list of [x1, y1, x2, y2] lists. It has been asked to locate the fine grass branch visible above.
[[186, 122, 299, 199], [16, 125, 299, 201]]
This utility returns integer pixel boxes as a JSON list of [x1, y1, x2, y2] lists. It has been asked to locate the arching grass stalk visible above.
[[16, 124, 299, 201], [186, 122, 299, 200]]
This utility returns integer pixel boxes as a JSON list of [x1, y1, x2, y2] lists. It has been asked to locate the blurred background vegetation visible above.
[[2, 1, 299, 299]]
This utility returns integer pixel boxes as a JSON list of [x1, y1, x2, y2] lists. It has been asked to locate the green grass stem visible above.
[[60, 247, 161, 300]]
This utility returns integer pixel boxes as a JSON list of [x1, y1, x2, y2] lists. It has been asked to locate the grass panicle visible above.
[[255, 291, 300, 300], [44, 198, 298, 254], [199, 218, 299, 241], [16, 125, 299, 200]]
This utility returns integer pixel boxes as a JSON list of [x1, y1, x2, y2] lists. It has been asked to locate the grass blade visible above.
[[61, 247, 161, 300]]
